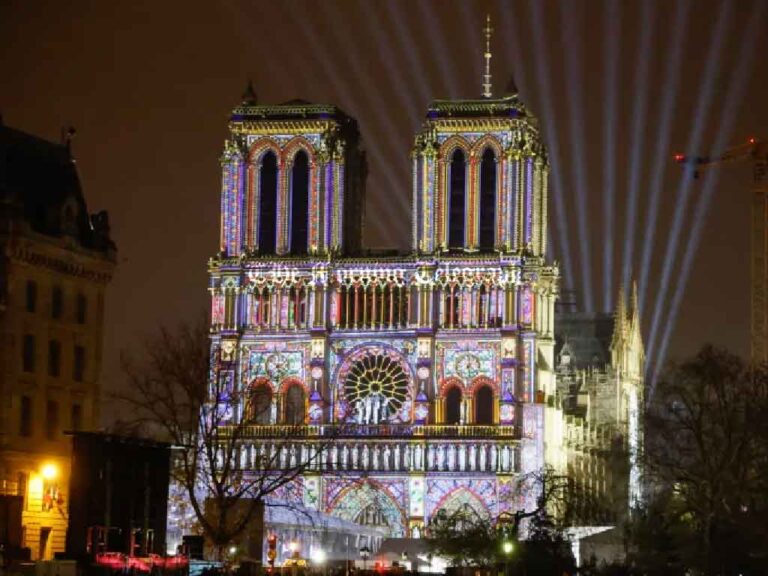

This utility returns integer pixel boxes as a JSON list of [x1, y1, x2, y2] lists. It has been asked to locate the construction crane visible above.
[[675, 138, 768, 364]]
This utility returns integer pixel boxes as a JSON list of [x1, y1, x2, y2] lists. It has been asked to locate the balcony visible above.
[[224, 423, 519, 439]]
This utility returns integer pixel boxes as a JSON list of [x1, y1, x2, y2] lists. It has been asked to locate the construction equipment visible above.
[[675, 138, 768, 364]]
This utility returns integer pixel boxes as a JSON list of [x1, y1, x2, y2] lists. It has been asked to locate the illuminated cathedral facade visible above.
[[209, 81, 556, 541], [206, 66, 642, 559]]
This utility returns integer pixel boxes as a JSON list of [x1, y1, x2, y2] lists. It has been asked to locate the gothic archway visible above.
[[248, 379, 273, 424], [445, 386, 462, 425], [327, 481, 406, 537], [283, 383, 306, 425], [474, 384, 494, 425], [432, 488, 491, 527]]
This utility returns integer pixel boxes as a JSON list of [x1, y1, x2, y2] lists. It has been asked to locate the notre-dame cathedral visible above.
[[201, 31, 643, 565]]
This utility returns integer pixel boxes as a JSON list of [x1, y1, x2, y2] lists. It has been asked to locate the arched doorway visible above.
[[445, 386, 462, 425], [328, 481, 406, 537]]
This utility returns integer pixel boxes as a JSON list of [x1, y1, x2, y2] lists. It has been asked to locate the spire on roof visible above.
[[241, 79, 257, 106], [611, 284, 627, 350], [482, 14, 493, 98]]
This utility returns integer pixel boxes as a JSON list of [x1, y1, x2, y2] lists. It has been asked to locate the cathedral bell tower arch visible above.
[[219, 86, 366, 258]]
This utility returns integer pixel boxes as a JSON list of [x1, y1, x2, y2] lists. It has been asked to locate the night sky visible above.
[[2, 0, 767, 423]]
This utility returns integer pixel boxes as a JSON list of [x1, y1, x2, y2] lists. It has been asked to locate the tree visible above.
[[639, 345, 768, 575], [116, 318, 328, 560], [427, 467, 576, 574]]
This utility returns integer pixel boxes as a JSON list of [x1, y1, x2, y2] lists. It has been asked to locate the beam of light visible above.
[[638, 0, 692, 313], [645, 0, 733, 367], [498, 0, 568, 280], [415, 0, 460, 98], [497, 0, 566, 277], [620, 0, 655, 296], [223, 2, 293, 94], [357, 2, 421, 127], [526, 0, 577, 301], [320, 2, 412, 165], [457, 1, 483, 93], [650, 0, 766, 390], [560, 1, 594, 312], [282, 2, 407, 246], [379, 2, 433, 108], [601, 0, 620, 312]]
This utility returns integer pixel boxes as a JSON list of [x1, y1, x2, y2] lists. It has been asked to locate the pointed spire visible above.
[[630, 281, 639, 319], [241, 79, 257, 106], [611, 284, 627, 350], [505, 73, 518, 95], [482, 14, 493, 98]]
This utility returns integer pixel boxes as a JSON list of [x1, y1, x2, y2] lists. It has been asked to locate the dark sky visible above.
[[2, 0, 767, 422]]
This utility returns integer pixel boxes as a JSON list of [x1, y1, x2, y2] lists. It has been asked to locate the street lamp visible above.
[[289, 540, 300, 558], [502, 541, 513, 576], [359, 546, 371, 573], [312, 548, 326, 576], [41, 463, 58, 480]]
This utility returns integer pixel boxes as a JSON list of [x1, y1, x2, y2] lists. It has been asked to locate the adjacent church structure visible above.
[[204, 32, 643, 564]]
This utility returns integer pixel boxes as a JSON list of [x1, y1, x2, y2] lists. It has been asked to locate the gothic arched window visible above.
[[258, 151, 278, 254], [284, 383, 306, 425], [445, 386, 462, 425], [290, 151, 310, 254], [448, 149, 466, 249], [249, 383, 272, 424], [479, 148, 496, 250], [474, 384, 494, 425]]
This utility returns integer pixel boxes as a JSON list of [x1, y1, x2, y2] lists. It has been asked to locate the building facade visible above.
[[208, 81, 561, 552], [552, 287, 644, 527], [0, 124, 115, 559]]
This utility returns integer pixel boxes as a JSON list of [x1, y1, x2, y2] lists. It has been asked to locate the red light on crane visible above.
[[749, 137, 757, 145], [674, 153, 685, 163]]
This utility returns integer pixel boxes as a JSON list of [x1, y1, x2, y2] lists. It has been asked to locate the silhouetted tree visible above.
[[638, 345, 768, 575], [116, 318, 329, 559]]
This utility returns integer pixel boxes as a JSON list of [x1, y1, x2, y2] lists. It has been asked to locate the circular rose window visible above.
[[344, 352, 409, 424]]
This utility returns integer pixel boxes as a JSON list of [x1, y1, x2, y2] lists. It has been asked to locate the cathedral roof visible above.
[[427, 94, 529, 121], [230, 99, 354, 124], [0, 124, 114, 253], [554, 311, 614, 370]]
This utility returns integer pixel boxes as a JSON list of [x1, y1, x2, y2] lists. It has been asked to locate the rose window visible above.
[[344, 353, 409, 424]]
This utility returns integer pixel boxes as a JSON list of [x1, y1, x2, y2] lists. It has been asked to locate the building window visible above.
[[17, 472, 28, 509], [20, 396, 32, 437], [445, 386, 462, 425], [76, 294, 87, 324], [258, 151, 278, 254], [25, 280, 37, 313], [48, 340, 61, 377], [448, 149, 466, 249], [73, 345, 86, 382], [46, 401, 59, 440], [474, 384, 494, 425], [290, 151, 310, 254], [51, 286, 63, 320], [478, 148, 497, 250], [71, 403, 83, 432], [22, 334, 35, 372]]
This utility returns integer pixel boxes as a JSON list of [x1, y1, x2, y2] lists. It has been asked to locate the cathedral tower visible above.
[[411, 88, 548, 256], [219, 85, 366, 258]]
